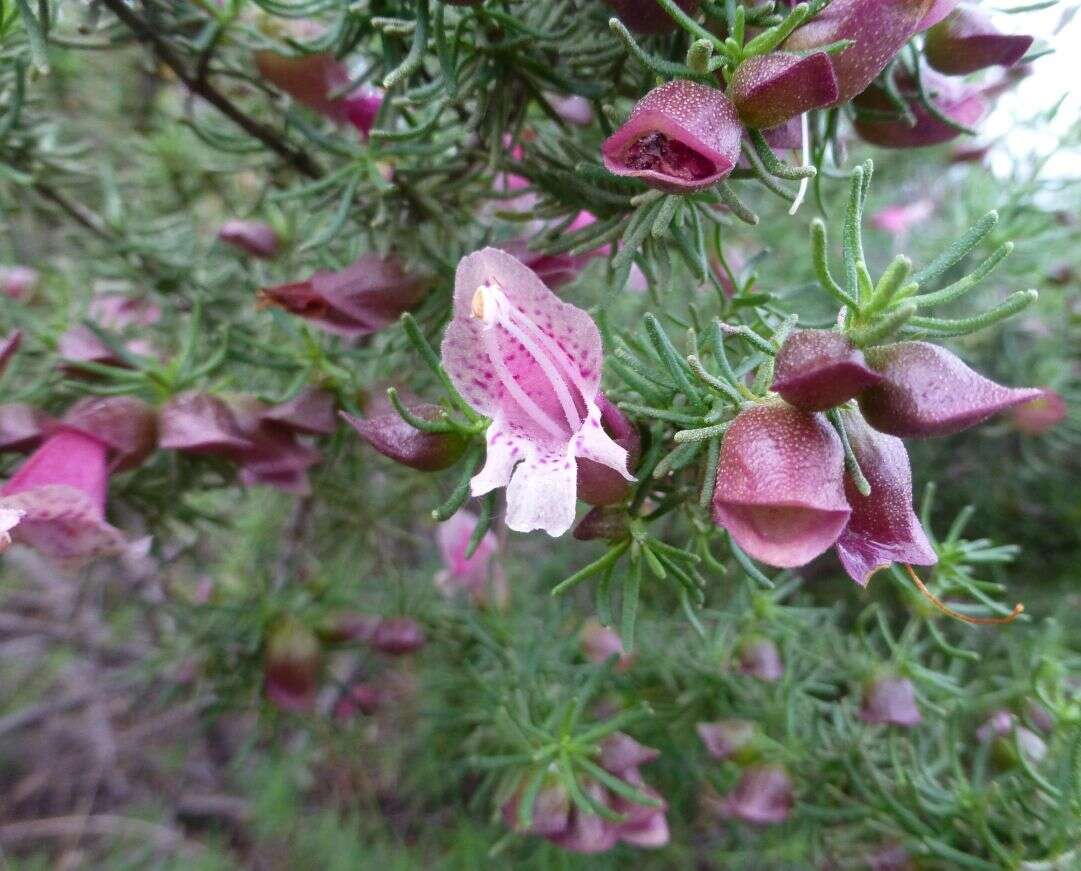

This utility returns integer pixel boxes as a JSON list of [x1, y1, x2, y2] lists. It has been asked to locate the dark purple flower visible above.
[[342, 404, 468, 472], [696, 719, 755, 761], [371, 617, 426, 655], [712, 403, 850, 568], [736, 636, 784, 682], [261, 255, 429, 338], [853, 68, 987, 149], [858, 674, 922, 726], [783, 0, 933, 104], [573, 506, 631, 542], [925, 4, 1033, 75], [719, 765, 794, 825], [604, 0, 700, 34], [0, 404, 49, 453], [264, 617, 320, 713], [771, 329, 883, 412], [602, 81, 742, 193], [218, 220, 280, 259], [858, 342, 1041, 437], [334, 682, 383, 720], [1010, 389, 1067, 435], [834, 408, 937, 586], [730, 52, 839, 130], [60, 396, 158, 472]]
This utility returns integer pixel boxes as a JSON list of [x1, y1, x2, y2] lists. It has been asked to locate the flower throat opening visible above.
[[624, 132, 715, 181]]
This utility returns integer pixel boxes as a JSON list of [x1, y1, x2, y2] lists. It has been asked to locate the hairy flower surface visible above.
[[730, 52, 839, 130], [442, 248, 632, 536], [604, 0, 700, 34], [925, 4, 1033, 75], [602, 81, 742, 193], [771, 329, 882, 412]]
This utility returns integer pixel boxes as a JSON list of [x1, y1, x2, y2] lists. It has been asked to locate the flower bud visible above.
[[599, 732, 660, 775], [696, 719, 756, 762], [261, 388, 338, 436], [858, 674, 922, 726], [834, 408, 937, 586], [770, 329, 882, 412], [736, 636, 784, 683], [577, 395, 641, 506], [0, 404, 48, 453], [264, 616, 320, 713], [712, 403, 850, 567], [1009, 389, 1067, 435], [601, 81, 742, 193], [719, 764, 794, 825], [218, 220, 280, 259], [342, 406, 468, 472], [573, 506, 631, 542], [581, 619, 634, 671], [859, 342, 1041, 437], [730, 52, 839, 130], [853, 67, 987, 149], [61, 396, 157, 472], [371, 617, 426, 655], [924, 5, 1033, 75], [976, 709, 1047, 768], [1, 266, 39, 300], [604, 0, 700, 34], [783, 0, 934, 104]]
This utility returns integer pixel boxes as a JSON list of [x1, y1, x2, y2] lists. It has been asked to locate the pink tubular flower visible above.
[[697, 719, 755, 761], [604, 0, 700, 34], [601, 81, 742, 193], [254, 51, 384, 137], [858, 342, 1041, 438], [218, 220, 280, 259], [435, 510, 506, 606], [858, 674, 923, 726], [730, 52, 839, 130], [581, 618, 633, 671], [264, 617, 320, 713], [871, 199, 935, 236], [770, 329, 883, 412], [712, 402, 850, 567], [441, 248, 633, 536], [783, 0, 934, 104], [343, 404, 468, 472], [719, 765, 794, 825], [853, 68, 987, 149], [261, 254, 429, 338], [1010, 389, 1067, 435], [834, 408, 937, 586], [1, 266, 39, 300], [0, 429, 126, 565], [924, 5, 1033, 75], [736, 636, 784, 682]]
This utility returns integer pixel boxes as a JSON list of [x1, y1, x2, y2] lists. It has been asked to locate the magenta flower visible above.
[[604, 0, 701, 34], [853, 68, 987, 149], [441, 248, 632, 536], [730, 52, 839, 130], [435, 510, 506, 606], [0, 428, 126, 565], [371, 617, 426, 655], [261, 254, 429, 338], [0, 330, 20, 376], [871, 199, 935, 237], [218, 220, 280, 259], [343, 404, 468, 472], [783, 0, 933, 104], [858, 674, 923, 726], [0, 404, 49, 453], [1, 265, 39, 300], [697, 719, 755, 761], [859, 342, 1041, 437], [712, 402, 850, 567], [264, 616, 320, 713], [736, 636, 785, 682], [581, 618, 633, 671], [770, 329, 883, 412], [1010, 389, 1067, 435], [602, 81, 742, 193], [834, 408, 937, 586], [57, 325, 154, 372], [925, 4, 1033, 75], [719, 765, 794, 826], [61, 396, 158, 472]]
